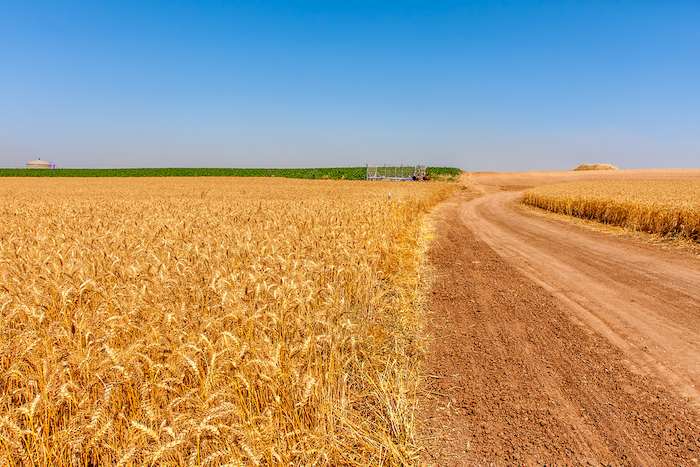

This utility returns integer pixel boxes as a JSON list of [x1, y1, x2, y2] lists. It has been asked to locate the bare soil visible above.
[[419, 172, 700, 465]]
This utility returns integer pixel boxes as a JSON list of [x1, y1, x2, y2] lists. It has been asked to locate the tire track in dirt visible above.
[[418, 191, 699, 465]]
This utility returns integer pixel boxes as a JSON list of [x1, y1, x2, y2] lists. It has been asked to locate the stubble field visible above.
[[0, 177, 453, 465]]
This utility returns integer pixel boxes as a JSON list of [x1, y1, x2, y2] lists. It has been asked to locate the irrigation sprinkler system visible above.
[[366, 165, 429, 181]]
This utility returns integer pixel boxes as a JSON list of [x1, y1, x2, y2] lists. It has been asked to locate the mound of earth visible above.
[[573, 163, 619, 171]]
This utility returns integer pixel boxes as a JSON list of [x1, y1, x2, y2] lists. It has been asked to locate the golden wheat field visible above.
[[522, 179, 700, 241], [0, 177, 454, 465]]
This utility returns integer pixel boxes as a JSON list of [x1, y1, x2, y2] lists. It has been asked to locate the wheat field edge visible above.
[[0, 177, 454, 465]]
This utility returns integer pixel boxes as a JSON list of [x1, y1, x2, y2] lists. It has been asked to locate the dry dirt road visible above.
[[419, 172, 700, 465]]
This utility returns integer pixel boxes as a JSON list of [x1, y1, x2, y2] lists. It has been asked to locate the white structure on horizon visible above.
[[26, 158, 55, 169]]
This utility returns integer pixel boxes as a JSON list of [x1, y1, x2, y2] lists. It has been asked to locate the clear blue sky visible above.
[[1, 1, 698, 170]]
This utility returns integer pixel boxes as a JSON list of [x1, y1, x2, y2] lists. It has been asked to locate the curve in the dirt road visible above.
[[418, 192, 700, 465], [461, 191, 700, 407]]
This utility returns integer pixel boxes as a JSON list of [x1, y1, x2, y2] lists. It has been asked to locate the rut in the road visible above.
[[418, 192, 700, 465]]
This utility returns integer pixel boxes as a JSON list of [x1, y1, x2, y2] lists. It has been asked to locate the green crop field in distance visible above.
[[426, 167, 462, 180], [0, 167, 462, 180]]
